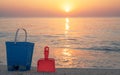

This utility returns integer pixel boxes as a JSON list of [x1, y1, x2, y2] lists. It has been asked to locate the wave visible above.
[[1, 33, 120, 52], [73, 46, 120, 51], [0, 32, 7, 38]]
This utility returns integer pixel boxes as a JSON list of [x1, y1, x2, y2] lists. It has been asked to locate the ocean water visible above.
[[0, 17, 120, 69]]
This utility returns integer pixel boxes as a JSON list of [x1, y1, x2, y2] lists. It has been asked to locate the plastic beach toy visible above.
[[37, 46, 55, 72], [5, 28, 34, 71]]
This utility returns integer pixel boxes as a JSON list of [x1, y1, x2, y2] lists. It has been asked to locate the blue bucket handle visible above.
[[14, 28, 27, 44]]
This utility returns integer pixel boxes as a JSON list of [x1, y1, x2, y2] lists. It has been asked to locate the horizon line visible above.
[[0, 16, 120, 18]]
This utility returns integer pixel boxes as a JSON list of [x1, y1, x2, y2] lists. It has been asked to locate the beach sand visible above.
[[0, 65, 120, 75]]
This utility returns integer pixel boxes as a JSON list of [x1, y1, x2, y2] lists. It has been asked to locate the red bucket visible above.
[[37, 46, 55, 72]]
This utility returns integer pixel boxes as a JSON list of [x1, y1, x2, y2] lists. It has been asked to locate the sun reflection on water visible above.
[[63, 48, 71, 56], [61, 48, 75, 67], [66, 18, 69, 23], [65, 18, 70, 34], [54, 48, 99, 68]]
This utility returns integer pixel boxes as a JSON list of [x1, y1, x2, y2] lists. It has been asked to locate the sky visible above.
[[0, 0, 120, 17]]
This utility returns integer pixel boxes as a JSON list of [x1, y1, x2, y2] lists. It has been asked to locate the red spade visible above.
[[37, 46, 55, 72]]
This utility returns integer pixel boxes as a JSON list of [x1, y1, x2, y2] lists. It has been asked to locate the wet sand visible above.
[[0, 65, 120, 75]]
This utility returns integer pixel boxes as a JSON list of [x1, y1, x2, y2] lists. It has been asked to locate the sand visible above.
[[0, 65, 120, 75]]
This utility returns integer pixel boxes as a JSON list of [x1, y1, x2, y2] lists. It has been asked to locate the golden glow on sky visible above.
[[0, 0, 120, 17]]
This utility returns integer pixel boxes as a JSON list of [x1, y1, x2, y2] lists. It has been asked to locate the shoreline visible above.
[[1, 47, 120, 69], [0, 65, 120, 75]]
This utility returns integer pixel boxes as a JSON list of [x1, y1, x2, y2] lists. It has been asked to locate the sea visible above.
[[0, 17, 120, 69]]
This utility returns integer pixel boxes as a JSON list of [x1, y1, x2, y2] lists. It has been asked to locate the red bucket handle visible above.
[[44, 46, 49, 60]]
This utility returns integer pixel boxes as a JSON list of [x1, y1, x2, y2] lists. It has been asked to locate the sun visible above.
[[64, 4, 71, 13], [65, 7, 70, 12], [61, 3, 74, 13]]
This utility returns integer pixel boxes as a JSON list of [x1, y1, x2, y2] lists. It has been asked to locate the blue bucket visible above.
[[5, 28, 34, 71]]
